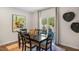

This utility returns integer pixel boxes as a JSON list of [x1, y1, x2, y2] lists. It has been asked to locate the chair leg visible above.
[[30, 46, 32, 51], [18, 39, 21, 48], [50, 46, 52, 51], [36, 46, 39, 51], [22, 41, 24, 51], [30, 42, 32, 51], [45, 46, 47, 51], [50, 43, 52, 51], [18, 43, 20, 48], [24, 42, 26, 51], [45, 47, 47, 51], [22, 44, 24, 51]]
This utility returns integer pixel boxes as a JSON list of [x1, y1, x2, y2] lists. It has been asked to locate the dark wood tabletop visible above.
[[25, 33, 48, 51]]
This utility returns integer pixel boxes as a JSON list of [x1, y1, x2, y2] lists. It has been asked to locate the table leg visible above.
[[38, 43, 40, 51], [50, 41, 52, 51]]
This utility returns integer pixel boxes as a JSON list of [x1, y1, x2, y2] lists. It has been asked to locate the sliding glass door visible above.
[[38, 8, 57, 44]]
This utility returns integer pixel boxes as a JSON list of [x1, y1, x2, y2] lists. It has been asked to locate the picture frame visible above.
[[12, 14, 26, 32]]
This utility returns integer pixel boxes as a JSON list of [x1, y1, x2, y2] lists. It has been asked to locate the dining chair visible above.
[[17, 29, 27, 50], [22, 33, 37, 51], [18, 31, 26, 51], [37, 35, 53, 51], [40, 28, 54, 51]]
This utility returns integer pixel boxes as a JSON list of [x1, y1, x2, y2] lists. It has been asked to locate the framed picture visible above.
[[12, 14, 26, 32]]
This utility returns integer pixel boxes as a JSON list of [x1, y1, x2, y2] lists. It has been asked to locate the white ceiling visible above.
[[16, 7, 48, 12]]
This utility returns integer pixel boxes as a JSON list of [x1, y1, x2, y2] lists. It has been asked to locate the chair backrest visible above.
[[22, 32, 32, 50], [21, 32, 31, 43], [18, 31, 31, 45], [48, 31, 54, 40], [20, 29, 27, 33], [23, 33, 30, 40], [20, 28, 27, 31], [18, 31, 23, 40], [46, 35, 52, 43]]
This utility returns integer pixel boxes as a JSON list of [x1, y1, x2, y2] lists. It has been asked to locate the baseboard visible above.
[[0, 41, 18, 47], [57, 44, 79, 51]]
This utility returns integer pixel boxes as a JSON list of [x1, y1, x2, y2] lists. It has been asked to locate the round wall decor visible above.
[[71, 22, 79, 33], [63, 12, 75, 22]]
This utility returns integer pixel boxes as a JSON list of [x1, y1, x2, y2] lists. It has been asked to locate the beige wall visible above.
[[0, 7, 32, 45], [59, 7, 79, 49], [30, 12, 39, 29]]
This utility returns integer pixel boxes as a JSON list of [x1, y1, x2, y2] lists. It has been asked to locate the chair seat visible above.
[[41, 40, 51, 45], [31, 41, 39, 46], [41, 43, 50, 49]]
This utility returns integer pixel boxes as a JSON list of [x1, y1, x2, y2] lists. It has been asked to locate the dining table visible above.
[[24, 32, 48, 51]]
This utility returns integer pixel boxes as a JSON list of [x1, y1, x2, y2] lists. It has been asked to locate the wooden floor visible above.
[[0, 43, 21, 51], [0, 42, 79, 51]]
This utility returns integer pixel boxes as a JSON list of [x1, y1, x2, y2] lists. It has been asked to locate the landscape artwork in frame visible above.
[[12, 14, 26, 32]]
